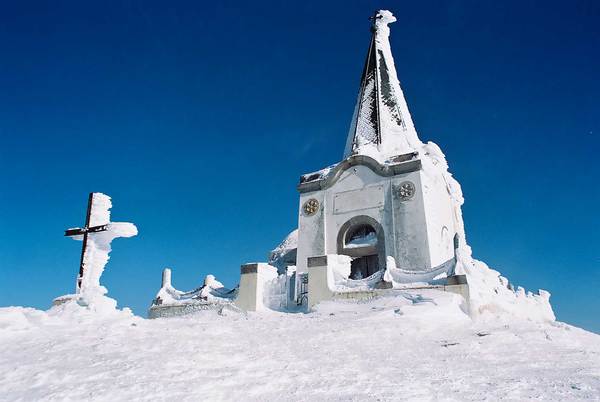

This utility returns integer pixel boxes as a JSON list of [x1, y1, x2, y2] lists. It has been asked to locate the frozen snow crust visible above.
[[1, 292, 599, 401]]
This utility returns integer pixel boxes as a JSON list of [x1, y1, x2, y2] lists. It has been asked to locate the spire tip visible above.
[[370, 10, 396, 30]]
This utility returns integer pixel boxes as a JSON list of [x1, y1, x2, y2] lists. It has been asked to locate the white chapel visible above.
[[149, 9, 470, 317]]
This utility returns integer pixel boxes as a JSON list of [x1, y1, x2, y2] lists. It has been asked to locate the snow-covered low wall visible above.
[[148, 303, 242, 319], [307, 254, 472, 310]]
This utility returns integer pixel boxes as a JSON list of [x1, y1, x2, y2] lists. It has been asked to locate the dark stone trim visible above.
[[298, 154, 421, 194], [336, 215, 386, 272], [240, 263, 259, 274], [446, 274, 468, 285], [307, 255, 328, 268]]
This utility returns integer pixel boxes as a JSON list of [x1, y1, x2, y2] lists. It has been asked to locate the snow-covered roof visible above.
[[344, 10, 423, 161], [268, 229, 298, 273]]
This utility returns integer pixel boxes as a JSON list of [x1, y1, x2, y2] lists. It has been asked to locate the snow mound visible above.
[[0, 301, 134, 334], [425, 146, 555, 322], [51, 295, 134, 319], [1, 292, 597, 401], [418, 143, 556, 322], [0, 307, 48, 331], [459, 247, 555, 322], [314, 289, 470, 328]]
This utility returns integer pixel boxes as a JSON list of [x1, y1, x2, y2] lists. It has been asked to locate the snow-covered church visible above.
[[148, 10, 553, 319], [295, 10, 458, 286]]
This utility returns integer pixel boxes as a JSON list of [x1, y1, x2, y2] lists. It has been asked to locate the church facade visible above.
[[296, 152, 456, 282]]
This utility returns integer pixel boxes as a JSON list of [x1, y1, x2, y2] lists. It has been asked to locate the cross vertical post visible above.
[[77, 193, 93, 291], [64, 192, 109, 293]]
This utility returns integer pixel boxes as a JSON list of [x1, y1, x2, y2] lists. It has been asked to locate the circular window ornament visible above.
[[396, 181, 416, 201], [303, 198, 320, 216]]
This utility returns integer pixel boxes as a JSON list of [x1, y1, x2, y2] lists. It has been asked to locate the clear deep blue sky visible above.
[[1, 1, 598, 331]]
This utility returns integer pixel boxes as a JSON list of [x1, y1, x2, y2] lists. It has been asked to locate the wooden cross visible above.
[[64, 192, 108, 292]]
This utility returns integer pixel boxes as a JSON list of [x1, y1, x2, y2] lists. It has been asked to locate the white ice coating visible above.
[[71, 193, 137, 308], [344, 10, 423, 161]]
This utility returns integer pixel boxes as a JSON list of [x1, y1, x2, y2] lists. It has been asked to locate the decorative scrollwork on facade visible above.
[[303, 198, 320, 216], [395, 181, 415, 201]]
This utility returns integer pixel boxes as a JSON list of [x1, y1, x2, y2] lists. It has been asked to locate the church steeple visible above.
[[344, 10, 422, 160]]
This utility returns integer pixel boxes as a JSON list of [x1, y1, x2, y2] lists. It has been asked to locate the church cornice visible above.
[[297, 153, 421, 194]]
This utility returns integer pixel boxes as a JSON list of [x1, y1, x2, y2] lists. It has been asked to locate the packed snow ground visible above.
[[1, 291, 599, 401]]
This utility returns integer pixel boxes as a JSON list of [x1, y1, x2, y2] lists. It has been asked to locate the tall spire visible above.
[[344, 10, 422, 161]]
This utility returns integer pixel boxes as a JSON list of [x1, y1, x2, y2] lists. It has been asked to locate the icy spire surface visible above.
[[344, 10, 422, 161]]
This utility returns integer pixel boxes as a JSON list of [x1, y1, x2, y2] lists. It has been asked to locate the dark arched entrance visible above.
[[337, 216, 386, 280]]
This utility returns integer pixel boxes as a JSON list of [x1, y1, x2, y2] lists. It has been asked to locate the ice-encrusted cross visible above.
[[65, 192, 137, 295]]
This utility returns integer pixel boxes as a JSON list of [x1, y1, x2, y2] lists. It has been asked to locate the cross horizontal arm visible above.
[[64, 224, 108, 237], [88, 224, 109, 233], [65, 228, 84, 237]]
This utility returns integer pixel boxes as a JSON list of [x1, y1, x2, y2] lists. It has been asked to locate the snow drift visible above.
[[1, 290, 597, 401]]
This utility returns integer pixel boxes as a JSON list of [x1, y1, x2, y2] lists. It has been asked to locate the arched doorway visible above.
[[337, 216, 385, 280]]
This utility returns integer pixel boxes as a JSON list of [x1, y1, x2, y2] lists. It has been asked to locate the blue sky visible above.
[[0, 1, 598, 332]]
